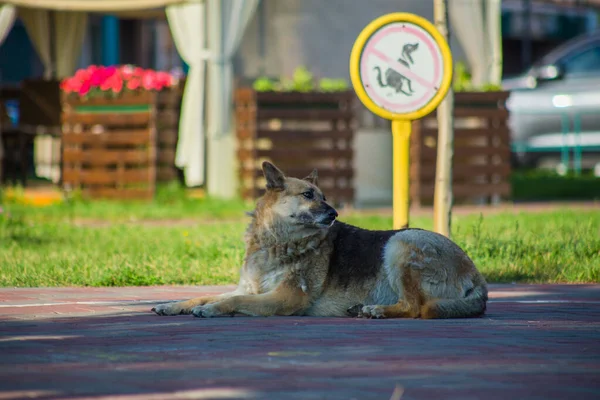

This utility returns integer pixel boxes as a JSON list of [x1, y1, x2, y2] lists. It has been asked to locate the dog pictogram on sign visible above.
[[350, 13, 452, 121]]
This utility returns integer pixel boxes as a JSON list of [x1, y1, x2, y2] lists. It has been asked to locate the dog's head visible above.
[[255, 161, 338, 230]]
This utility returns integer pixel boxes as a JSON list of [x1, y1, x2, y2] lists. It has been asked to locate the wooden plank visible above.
[[63, 168, 152, 185], [453, 108, 509, 119], [454, 91, 510, 104], [241, 167, 353, 180], [243, 187, 354, 201], [62, 148, 151, 165], [156, 89, 182, 108], [418, 145, 510, 161], [157, 168, 178, 181], [157, 128, 178, 145], [156, 110, 179, 127], [235, 110, 256, 125], [251, 109, 353, 121], [256, 129, 354, 140], [263, 139, 348, 150], [157, 149, 175, 164], [234, 87, 256, 103], [62, 111, 151, 126], [245, 157, 352, 170], [237, 127, 255, 140], [234, 88, 355, 104], [63, 91, 155, 107], [417, 108, 509, 120], [62, 130, 151, 146], [85, 187, 154, 200], [255, 91, 354, 104], [238, 148, 352, 160], [417, 127, 510, 141]]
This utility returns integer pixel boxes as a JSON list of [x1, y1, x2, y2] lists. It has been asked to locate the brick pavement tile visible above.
[[0, 285, 598, 399]]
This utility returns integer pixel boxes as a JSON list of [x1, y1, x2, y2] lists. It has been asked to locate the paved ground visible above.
[[0, 284, 599, 400]]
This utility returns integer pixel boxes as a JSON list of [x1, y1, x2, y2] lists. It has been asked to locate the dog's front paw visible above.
[[347, 304, 364, 317], [360, 305, 386, 319], [191, 304, 219, 318], [152, 302, 187, 316]]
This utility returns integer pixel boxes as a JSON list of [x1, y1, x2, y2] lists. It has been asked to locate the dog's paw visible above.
[[191, 304, 219, 318], [152, 302, 186, 316], [360, 305, 386, 319], [347, 304, 364, 317]]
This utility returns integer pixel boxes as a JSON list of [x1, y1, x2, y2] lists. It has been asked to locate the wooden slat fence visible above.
[[410, 91, 512, 206], [235, 89, 356, 206]]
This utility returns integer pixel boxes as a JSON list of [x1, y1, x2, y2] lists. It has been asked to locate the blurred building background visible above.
[[1, 0, 600, 205], [3, 0, 598, 84]]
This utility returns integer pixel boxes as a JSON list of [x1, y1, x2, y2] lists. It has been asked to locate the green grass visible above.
[[2, 182, 252, 223], [1, 199, 598, 286]]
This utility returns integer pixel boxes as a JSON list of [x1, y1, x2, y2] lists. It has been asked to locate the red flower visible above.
[[156, 71, 173, 89], [67, 78, 82, 93], [79, 80, 91, 96], [100, 77, 112, 91], [60, 79, 71, 93], [74, 68, 90, 82], [127, 78, 141, 91], [111, 76, 124, 94], [90, 69, 104, 86], [141, 71, 156, 91], [105, 66, 117, 77], [61, 65, 177, 96], [133, 67, 144, 78], [119, 65, 135, 80]]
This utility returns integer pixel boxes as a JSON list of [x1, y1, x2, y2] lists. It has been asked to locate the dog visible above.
[[152, 162, 488, 319]]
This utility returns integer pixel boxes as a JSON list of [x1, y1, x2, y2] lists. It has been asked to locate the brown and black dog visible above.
[[152, 162, 487, 319]]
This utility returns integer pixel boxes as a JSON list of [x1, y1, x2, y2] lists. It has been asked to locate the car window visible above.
[[559, 45, 600, 76]]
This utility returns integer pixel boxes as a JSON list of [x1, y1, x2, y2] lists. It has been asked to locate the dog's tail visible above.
[[420, 274, 488, 319]]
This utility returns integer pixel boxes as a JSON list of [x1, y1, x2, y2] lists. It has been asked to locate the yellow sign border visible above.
[[349, 12, 453, 121]]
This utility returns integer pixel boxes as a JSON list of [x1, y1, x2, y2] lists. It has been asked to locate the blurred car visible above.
[[503, 31, 600, 173]]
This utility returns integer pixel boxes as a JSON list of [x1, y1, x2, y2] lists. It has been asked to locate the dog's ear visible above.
[[262, 161, 285, 191], [303, 168, 318, 186]]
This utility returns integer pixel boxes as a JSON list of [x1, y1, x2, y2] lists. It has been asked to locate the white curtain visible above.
[[18, 8, 52, 78], [54, 11, 88, 78], [0, 4, 16, 45], [204, 0, 258, 197], [19, 9, 88, 78], [166, 1, 207, 187], [207, 0, 259, 138], [449, 0, 503, 87]]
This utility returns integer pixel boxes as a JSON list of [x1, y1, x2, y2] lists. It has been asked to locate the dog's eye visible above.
[[302, 191, 314, 200]]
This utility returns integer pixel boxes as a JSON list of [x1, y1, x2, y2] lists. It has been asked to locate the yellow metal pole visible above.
[[391, 119, 412, 230]]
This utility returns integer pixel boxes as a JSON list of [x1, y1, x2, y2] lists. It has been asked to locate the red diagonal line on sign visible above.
[[370, 48, 436, 89]]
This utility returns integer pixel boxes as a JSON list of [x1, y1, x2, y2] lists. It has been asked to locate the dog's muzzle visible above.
[[317, 204, 338, 226]]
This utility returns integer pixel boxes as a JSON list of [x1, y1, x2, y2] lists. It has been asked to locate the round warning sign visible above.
[[350, 13, 452, 121]]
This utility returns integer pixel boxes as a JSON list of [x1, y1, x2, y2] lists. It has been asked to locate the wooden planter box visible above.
[[410, 91, 512, 206], [61, 87, 183, 200], [11, 79, 182, 192], [235, 88, 356, 206]]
